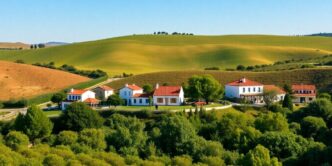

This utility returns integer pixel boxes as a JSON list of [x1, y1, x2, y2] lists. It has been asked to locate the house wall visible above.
[[153, 88, 184, 106], [225, 86, 240, 98], [66, 91, 95, 102], [131, 97, 150, 106], [225, 85, 263, 98], [93, 88, 113, 100], [293, 96, 316, 103], [119, 87, 143, 105]]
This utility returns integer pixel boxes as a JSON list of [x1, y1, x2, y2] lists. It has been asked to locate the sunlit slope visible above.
[[0, 35, 331, 74]]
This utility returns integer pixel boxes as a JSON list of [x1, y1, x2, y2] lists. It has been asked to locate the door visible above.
[[300, 97, 305, 103]]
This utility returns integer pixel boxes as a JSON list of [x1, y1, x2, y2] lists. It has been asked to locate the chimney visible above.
[[70, 88, 74, 92], [125, 84, 128, 87], [155, 83, 159, 89], [241, 78, 246, 83]]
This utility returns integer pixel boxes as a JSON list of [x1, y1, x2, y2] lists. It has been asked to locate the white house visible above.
[[264, 85, 286, 102], [153, 84, 184, 106], [119, 84, 144, 105], [61, 89, 99, 110], [93, 85, 114, 100], [225, 78, 264, 104]]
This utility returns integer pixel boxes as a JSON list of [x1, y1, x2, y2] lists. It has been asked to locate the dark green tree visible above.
[[60, 102, 104, 131], [143, 84, 153, 94], [241, 145, 281, 166], [236, 65, 246, 71], [51, 92, 66, 109], [254, 112, 289, 132], [318, 93, 331, 101], [106, 94, 123, 108], [301, 116, 327, 139], [14, 106, 53, 141], [282, 94, 293, 111], [5, 131, 29, 150]]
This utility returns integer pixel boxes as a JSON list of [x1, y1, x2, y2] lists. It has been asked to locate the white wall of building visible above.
[[131, 97, 150, 106], [225, 85, 264, 98], [119, 87, 143, 105], [153, 88, 184, 106]]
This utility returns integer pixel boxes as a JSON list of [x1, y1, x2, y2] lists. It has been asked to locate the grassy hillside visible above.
[[0, 42, 29, 49], [0, 61, 90, 101], [0, 35, 332, 74], [108, 69, 332, 91]]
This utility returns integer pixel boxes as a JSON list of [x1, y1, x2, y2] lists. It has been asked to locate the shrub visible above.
[[5, 131, 29, 150]]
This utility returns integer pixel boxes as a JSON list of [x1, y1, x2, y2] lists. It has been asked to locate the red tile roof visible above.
[[227, 78, 263, 86], [132, 93, 152, 98], [126, 84, 142, 91], [292, 84, 316, 91], [153, 86, 182, 96], [293, 94, 316, 97], [68, 89, 87, 95], [84, 98, 100, 104], [264, 85, 286, 94], [98, 85, 113, 91]]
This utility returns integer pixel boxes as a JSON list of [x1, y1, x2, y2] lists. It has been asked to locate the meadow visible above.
[[0, 35, 332, 75]]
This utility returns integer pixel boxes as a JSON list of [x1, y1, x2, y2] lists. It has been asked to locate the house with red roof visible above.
[[119, 84, 150, 105], [292, 84, 316, 103], [92, 85, 114, 100], [225, 78, 264, 104], [264, 85, 286, 102], [61, 88, 99, 110], [153, 84, 184, 106]]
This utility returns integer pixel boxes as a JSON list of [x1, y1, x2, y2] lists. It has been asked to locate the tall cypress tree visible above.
[[282, 94, 293, 111]]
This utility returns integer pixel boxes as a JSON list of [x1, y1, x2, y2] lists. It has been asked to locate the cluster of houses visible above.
[[61, 77, 317, 110]]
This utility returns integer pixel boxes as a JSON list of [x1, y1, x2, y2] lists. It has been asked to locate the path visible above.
[[0, 108, 27, 121]]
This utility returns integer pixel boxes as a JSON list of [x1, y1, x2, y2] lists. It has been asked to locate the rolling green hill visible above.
[[107, 69, 332, 91], [1, 35, 332, 75]]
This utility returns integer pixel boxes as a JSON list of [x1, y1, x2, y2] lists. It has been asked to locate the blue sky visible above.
[[1, 0, 331, 43]]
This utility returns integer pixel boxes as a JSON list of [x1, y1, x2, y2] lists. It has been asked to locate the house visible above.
[[225, 78, 264, 104], [93, 85, 114, 100], [153, 84, 184, 106], [131, 93, 152, 106], [292, 84, 316, 103], [264, 85, 286, 102], [61, 88, 100, 110], [119, 84, 144, 105]]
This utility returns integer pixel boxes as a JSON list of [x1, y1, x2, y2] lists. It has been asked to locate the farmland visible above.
[[108, 68, 332, 91], [0, 35, 332, 75], [0, 61, 90, 101]]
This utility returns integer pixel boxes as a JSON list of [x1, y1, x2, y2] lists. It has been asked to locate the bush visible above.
[[56, 131, 78, 146], [43, 154, 66, 166], [5, 131, 29, 150]]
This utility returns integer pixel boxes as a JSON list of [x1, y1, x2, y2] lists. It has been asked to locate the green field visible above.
[[108, 68, 332, 91], [0, 35, 332, 75]]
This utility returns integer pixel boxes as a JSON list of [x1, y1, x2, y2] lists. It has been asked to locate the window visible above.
[[146, 99, 149, 103], [248, 88, 251, 92], [157, 98, 163, 103], [77, 96, 81, 100], [124, 91, 127, 96], [170, 98, 177, 103], [309, 98, 313, 101], [258, 87, 261, 92], [139, 99, 142, 104], [253, 88, 256, 92], [133, 99, 136, 103], [243, 88, 246, 93]]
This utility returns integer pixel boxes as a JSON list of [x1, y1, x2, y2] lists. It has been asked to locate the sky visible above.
[[1, 0, 332, 43]]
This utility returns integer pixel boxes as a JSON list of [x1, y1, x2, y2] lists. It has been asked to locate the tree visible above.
[[282, 94, 293, 111], [14, 105, 53, 141], [283, 84, 293, 94], [5, 131, 29, 150], [301, 116, 327, 139], [318, 93, 331, 101], [43, 154, 66, 166], [304, 99, 332, 127], [263, 90, 278, 108], [143, 84, 153, 94], [241, 145, 281, 166], [255, 112, 289, 132], [51, 92, 66, 109], [106, 94, 123, 108], [56, 130, 78, 146], [236, 65, 246, 71], [78, 129, 106, 151], [60, 102, 104, 131], [187, 75, 223, 104]]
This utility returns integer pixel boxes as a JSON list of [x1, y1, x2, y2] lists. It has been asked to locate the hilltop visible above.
[[0, 35, 332, 75], [0, 42, 30, 50], [0, 61, 90, 101]]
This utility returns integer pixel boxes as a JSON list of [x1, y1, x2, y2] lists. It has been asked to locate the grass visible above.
[[0, 35, 332, 75], [108, 68, 332, 91], [28, 76, 108, 105], [43, 110, 62, 117]]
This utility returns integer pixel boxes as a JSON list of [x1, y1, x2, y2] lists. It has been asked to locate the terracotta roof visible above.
[[293, 94, 316, 97], [292, 84, 316, 91], [68, 89, 87, 95], [153, 86, 182, 96], [227, 78, 263, 86], [264, 85, 286, 94], [125, 84, 142, 91], [132, 93, 152, 98], [98, 85, 113, 91], [84, 98, 100, 104]]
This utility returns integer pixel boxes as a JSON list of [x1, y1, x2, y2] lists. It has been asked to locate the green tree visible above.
[[172, 155, 192, 166], [51, 92, 66, 109], [106, 94, 123, 108], [14, 106, 53, 141], [78, 129, 106, 151], [236, 65, 246, 71], [43, 154, 66, 166], [56, 130, 78, 146], [60, 102, 104, 131], [282, 93, 293, 111], [318, 93, 331, 101], [254, 112, 289, 132], [283, 84, 293, 94], [187, 75, 223, 104], [301, 116, 327, 139], [5, 131, 29, 150], [143, 84, 153, 94], [304, 99, 332, 127], [241, 145, 281, 166]]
